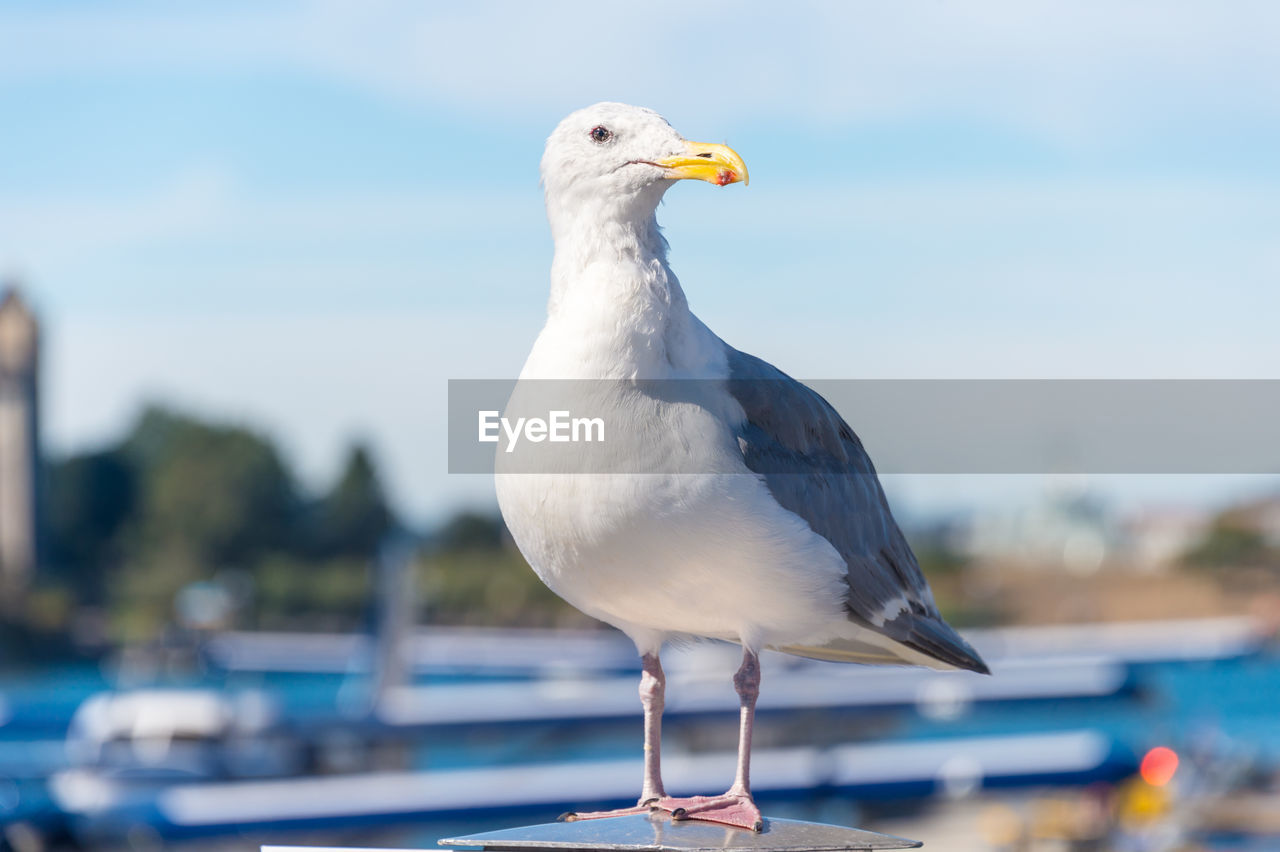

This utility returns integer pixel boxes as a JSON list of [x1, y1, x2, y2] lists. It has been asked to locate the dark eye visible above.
[[589, 125, 613, 144]]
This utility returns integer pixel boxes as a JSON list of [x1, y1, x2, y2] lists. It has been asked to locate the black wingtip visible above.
[[925, 640, 990, 675], [955, 632, 991, 675], [902, 615, 991, 675]]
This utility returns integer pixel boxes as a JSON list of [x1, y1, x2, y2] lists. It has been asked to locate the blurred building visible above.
[[1123, 508, 1210, 572], [0, 285, 40, 608]]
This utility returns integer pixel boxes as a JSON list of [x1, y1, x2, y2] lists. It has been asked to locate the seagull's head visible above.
[[541, 102, 747, 228]]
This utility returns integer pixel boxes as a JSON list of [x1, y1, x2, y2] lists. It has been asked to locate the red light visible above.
[[1140, 746, 1179, 786]]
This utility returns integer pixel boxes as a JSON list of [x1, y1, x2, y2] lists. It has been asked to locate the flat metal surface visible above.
[[439, 813, 920, 852]]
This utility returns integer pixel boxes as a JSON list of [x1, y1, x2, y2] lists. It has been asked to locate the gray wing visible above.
[[726, 348, 988, 674]]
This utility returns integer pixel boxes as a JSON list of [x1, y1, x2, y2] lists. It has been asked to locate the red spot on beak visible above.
[[716, 169, 734, 186]]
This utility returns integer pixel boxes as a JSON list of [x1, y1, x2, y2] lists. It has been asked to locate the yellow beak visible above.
[[653, 141, 749, 187]]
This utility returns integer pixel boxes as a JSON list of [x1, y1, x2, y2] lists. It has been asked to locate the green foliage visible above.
[[434, 510, 507, 551], [905, 520, 970, 579], [418, 512, 590, 629], [250, 553, 371, 631], [44, 448, 135, 603], [39, 406, 601, 646], [122, 407, 300, 566], [42, 405, 399, 645], [1183, 519, 1276, 569], [418, 547, 591, 629], [913, 543, 969, 578], [309, 444, 394, 558]]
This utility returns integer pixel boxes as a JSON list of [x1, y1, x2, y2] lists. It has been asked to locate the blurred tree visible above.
[[122, 407, 300, 566], [34, 405, 612, 649], [906, 520, 970, 579], [1183, 517, 1275, 569], [24, 406, 411, 648], [312, 443, 395, 558], [905, 525, 1004, 627], [44, 449, 136, 604], [417, 510, 592, 628], [93, 407, 306, 641], [250, 553, 371, 631], [418, 547, 592, 629], [433, 510, 507, 552]]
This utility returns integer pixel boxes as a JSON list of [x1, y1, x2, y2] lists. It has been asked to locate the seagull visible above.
[[495, 103, 988, 833]]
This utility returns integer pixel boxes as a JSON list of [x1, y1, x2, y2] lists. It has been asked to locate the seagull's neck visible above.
[[533, 186, 729, 380], [546, 197, 683, 314], [541, 194, 699, 374]]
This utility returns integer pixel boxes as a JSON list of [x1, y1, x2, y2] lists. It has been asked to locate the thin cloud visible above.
[[4, 2, 1279, 144]]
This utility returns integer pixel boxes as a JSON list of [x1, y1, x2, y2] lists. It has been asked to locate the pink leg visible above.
[[561, 652, 667, 822], [638, 652, 667, 802], [659, 648, 763, 832]]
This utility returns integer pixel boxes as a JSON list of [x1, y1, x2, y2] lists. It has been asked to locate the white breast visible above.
[[495, 310, 849, 654]]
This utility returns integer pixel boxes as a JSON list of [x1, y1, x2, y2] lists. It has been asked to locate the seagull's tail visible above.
[[896, 614, 990, 674], [779, 614, 990, 674]]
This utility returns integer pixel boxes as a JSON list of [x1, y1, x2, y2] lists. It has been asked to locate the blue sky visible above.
[[3, 2, 1279, 523]]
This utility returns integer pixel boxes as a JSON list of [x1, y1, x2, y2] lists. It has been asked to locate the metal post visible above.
[[438, 812, 921, 852]]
